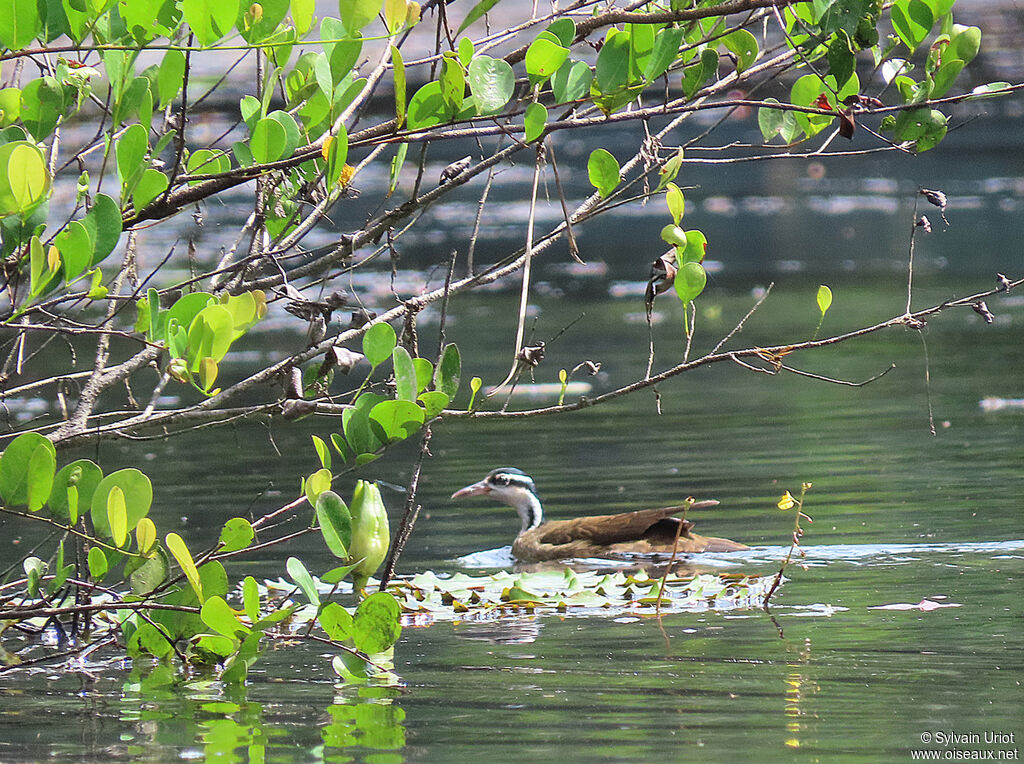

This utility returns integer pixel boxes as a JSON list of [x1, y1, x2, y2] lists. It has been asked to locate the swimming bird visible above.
[[451, 468, 748, 562]]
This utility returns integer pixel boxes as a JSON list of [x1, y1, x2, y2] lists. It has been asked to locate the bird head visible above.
[[451, 468, 539, 507]]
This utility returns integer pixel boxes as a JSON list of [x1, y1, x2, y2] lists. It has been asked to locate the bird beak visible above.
[[451, 479, 490, 500]]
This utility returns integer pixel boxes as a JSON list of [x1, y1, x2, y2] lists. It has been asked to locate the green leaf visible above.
[[182, 0, 239, 46], [594, 30, 630, 93], [338, 0, 380, 34], [440, 56, 465, 114], [48, 459, 102, 523], [950, 24, 981, 64], [0, 433, 56, 506], [418, 390, 449, 418], [363, 322, 397, 367], [661, 224, 686, 247], [267, 110, 301, 158], [680, 230, 707, 263], [128, 546, 168, 595], [551, 59, 593, 104], [116, 123, 148, 189], [455, 0, 500, 37], [250, 117, 287, 164], [325, 128, 349, 188], [166, 532, 203, 601], [219, 517, 255, 552], [132, 168, 168, 211], [0, 0, 42, 49], [412, 358, 433, 394], [19, 77, 63, 141], [758, 97, 786, 141], [891, 0, 933, 52], [87, 547, 108, 581], [467, 55, 515, 115], [721, 29, 758, 73], [81, 193, 121, 266], [319, 601, 354, 640], [201, 595, 250, 638], [156, 49, 185, 107], [55, 221, 92, 282], [342, 403, 382, 457], [370, 399, 425, 441], [893, 107, 947, 151], [107, 486, 128, 547], [674, 261, 706, 305], [312, 434, 332, 470], [546, 17, 575, 47], [525, 37, 568, 84], [305, 467, 333, 506], [930, 58, 964, 98], [644, 27, 684, 81], [321, 562, 362, 584], [391, 45, 406, 126], [286, 556, 320, 605], [817, 284, 833, 316], [435, 343, 461, 398], [187, 303, 235, 370], [587, 148, 620, 198], [352, 591, 402, 653], [392, 346, 417, 401], [827, 35, 855, 89], [524, 102, 547, 142], [90, 468, 153, 541], [316, 490, 352, 559], [681, 48, 718, 98], [243, 575, 260, 622], [136, 517, 156, 554], [665, 183, 684, 225], [0, 141, 50, 218], [406, 80, 447, 130]]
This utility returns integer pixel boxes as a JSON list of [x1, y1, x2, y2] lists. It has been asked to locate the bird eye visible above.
[[493, 474, 510, 486]]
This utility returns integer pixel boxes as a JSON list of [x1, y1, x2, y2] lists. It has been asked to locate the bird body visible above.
[[451, 468, 748, 563]]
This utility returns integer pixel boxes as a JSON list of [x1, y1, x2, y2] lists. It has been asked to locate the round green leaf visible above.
[[407, 80, 447, 130], [525, 37, 568, 83], [0, 433, 56, 506], [319, 601, 354, 640], [370, 399, 425, 441], [352, 591, 402, 653], [363, 322, 397, 367], [201, 595, 250, 637], [467, 55, 515, 115], [674, 261, 707, 304], [551, 59, 593, 104], [219, 517, 255, 552], [250, 117, 287, 164], [0, 141, 50, 218], [90, 468, 153, 541], [587, 148, 620, 198], [48, 459, 102, 523]]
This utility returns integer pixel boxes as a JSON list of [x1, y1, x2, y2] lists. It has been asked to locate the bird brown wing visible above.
[[535, 500, 719, 547]]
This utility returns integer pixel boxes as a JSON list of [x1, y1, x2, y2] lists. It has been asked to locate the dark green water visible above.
[[3, 100, 1024, 761], [2, 278, 1022, 762]]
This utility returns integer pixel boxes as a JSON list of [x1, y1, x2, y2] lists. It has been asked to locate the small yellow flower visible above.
[[777, 491, 796, 510], [321, 136, 334, 161], [801, 481, 813, 492]]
